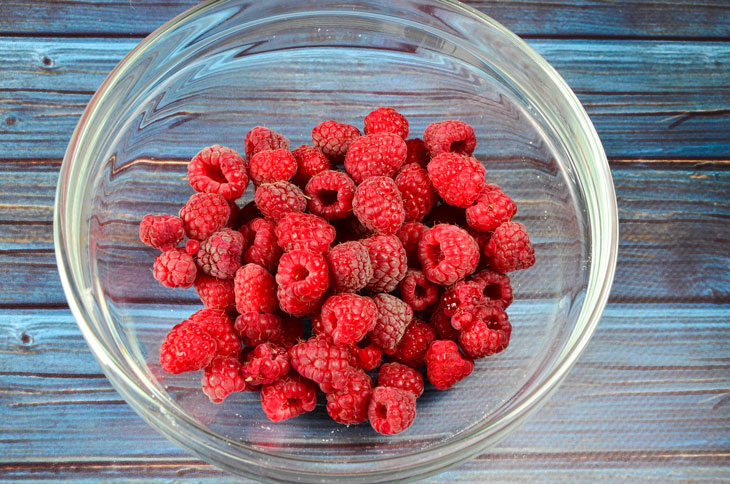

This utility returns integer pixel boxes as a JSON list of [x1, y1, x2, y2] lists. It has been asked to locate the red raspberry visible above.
[[459, 311, 512, 359], [274, 314, 305, 349], [430, 304, 460, 342], [240, 342, 290, 386], [353, 176, 405, 235], [364, 107, 409, 139], [248, 149, 297, 185], [305, 170, 356, 220], [396, 221, 428, 267], [185, 239, 200, 256], [244, 126, 290, 160], [471, 269, 513, 310], [289, 336, 355, 392], [450, 301, 505, 333], [260, 373, 317, 422], [201, 356, 246, 403], [418, 224, 479, 285], [139, 214, 185, 251], [392, 319, 437, 369], [395, 163, 438, 222], [311, 120, 361, 162], [427, 152, 485, 208], [234, 311, 282, 347], [159, 322, 216, 374], [254, 181, 306, 222], [360, 234, 408, 293], [275, 212, 336, 254], [179, 192, 230, 241], [368, 386, 417, 435], [344, 133, 407, 184], [399, 269, 439, 311], [153, 248, 197, 288], [423, 120, 477, 157], [326, 369, 373, 424], [315, 293, 377, 346], [186, 308, 242, 358], [188, 145, 249, 201], [229, 199, 262, 231], [195, 274, 235, 311], [241, 218, 282, 273], [196, 228, 244, 279], [276, 249, 329, 301], [291, 145, 331, 186], [378, 362, 424, 398], [483, 222, 536, 273], [441, 280, 483, 318], [404, 138, 430, 168], [465, 184, 517, 232], [353, 339, 383, 371], [234, 263, 278, 313], [371, 293, 413, 355], [425, 340, 474, 390], [276, 287, 324, 317], [326, 241, 373, 293]]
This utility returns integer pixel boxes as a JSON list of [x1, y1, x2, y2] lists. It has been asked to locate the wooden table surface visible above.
[[2, 1, 730, 482]]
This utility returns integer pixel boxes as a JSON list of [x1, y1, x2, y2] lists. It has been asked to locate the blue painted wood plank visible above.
[[0, 0, 728, 38]]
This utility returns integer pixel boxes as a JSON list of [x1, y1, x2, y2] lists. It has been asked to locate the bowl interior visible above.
[[59, 0, 598, 478]]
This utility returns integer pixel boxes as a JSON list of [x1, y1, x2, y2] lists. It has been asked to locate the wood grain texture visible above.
[[0, 0, 728, 38]]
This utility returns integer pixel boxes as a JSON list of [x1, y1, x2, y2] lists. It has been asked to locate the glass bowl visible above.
[[54, 0, 618, 482]]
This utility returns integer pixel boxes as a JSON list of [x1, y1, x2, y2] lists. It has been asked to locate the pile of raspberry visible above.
[[139, 107, 535, 435]]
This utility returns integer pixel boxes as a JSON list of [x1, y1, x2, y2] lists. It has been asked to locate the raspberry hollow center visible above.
[[375, 403, 388, 420], [204, 164, 227, 184], [318, 189, 339, 206], [483, 283, 501, 300], [427, 243, 445, 264], [291, 265, 310, 282], [450, 140, 467, 153]]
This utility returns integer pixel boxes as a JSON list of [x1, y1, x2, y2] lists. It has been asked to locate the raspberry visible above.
[[311, 120, 361, 162], [360, 234, 408, 293], [276, 250, 329, 301], [260, 373, 317, 422], [139, 214, 185, 251], [240, 342, 290, 386], [275, 212, 336, 254], [185, 308, 242, 358], [427, 153, 485, 208], [396, 221, 428, 267], [451, 301, 505, 333], [368, 386, 417, 435], [248, 149, 297, 185], [423, 120, 477, 157], [425, 340, 474, 390], [292, 145, 331, 186], [289, 336, 355, 392], [392, 319, 437, 369], [363, 107, 409, 139], [188, 145, 249, 201], [234, 263, 278, 313], [418, 224, 479, 285], [465, 183, 517, 232], [275, 314, 305, 349], [326, 241, 373, 293], [234, 311, 282, 347], [159, 322, 216, 374], [471, 269, 513, 310], [483, 222, 536, 273], [353, 339, 383, 371], [276, 287, 324, 317], [179, 192, 231, 241], [404, 138, 430, 168], [395, 163, 438, 222], [305, 170, 356, 220], [431, 304, 460, 342], [241, 218, 282, 272], [441, 280, 483, 318], [326, 369, 373, 424], [244, 126, 290, 160], [353, 176, 405, 235], [153, 248, 197, 288], [196, 228, 244, 279], [185, 239, 200, 256], [344, 133, 407, 184], [254, 181, 306, 222], [399, 269, 439, 311], [201, 356, 246, 403], [230, 199, 262, 231], [315, 293, 377, 346], [378, 362, 424, 398], [459, 311, 512, 359], [371, 293, 413, 355]]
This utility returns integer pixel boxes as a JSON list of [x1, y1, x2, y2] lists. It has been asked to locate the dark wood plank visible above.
[[0, 0, 728, 38]]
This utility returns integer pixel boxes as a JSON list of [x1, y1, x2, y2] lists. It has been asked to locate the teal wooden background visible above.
[[1, 1, 729, 482]]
